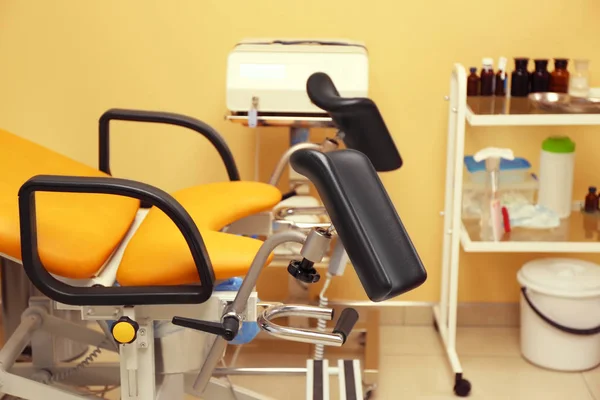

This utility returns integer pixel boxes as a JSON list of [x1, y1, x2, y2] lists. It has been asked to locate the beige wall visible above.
[[1, 1, 600, 303]]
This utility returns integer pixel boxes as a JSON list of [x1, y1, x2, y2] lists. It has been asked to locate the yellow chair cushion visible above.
[[0, 129, 140, 278], [117, 182, 282, 286], [0, 128, 282, 286]]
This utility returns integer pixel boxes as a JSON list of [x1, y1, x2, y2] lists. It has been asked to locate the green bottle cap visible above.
[[542, 136, 575, 153]]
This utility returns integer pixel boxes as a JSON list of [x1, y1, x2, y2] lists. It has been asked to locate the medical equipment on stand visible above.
[[225, 39, 373, 358], [226, 40, 400, 381], [473, 147, 515, 241], [225, 39, 370, 245], [0, 70, 422, 400], [226, 39, 368, 118], [225, 37, 369, 218]]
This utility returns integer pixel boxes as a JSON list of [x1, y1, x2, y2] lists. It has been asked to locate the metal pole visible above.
[[1, 258, 33, 341], [193, 231, 307, 393], [268, 142, 322, 186], [229, 231, 306, 316], [0, 314, 40, 369]]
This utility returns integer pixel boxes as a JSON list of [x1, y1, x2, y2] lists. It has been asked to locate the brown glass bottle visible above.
[[494, 57, 508, 96], [550, 58, 570, 93], [495, 71, 506, 96], [511, 58, 530, 97], [467, 67, 479, 96], [585, 187, 598, 213], [531, 59, 550, 93], [480, 58, 495, 96]]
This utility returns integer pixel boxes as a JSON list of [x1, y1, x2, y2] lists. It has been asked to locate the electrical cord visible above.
[[35, 343, 106, 387], [48, 345, 104, 384], [314, 273, 332, 360]]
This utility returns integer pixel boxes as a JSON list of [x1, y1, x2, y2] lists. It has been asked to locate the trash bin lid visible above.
[[517, 258, 600, 298]]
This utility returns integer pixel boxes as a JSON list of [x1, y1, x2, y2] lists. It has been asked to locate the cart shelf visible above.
[[461, 212, 600, 253], [466, 96, 600, 127]]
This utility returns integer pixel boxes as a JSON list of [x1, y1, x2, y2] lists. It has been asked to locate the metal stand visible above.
[[432, 64, 472, 397], [1, 258, 31, 342], [1, 258, 88, 363], [432, 64, 471, 397]]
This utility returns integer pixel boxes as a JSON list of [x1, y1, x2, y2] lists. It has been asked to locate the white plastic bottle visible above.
[[474, 147, 515, 241], [537, 137, 576, 218]]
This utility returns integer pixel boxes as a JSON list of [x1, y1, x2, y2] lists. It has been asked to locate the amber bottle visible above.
[[511, 58, 530, 97], [531, 59, 550, 93], [585, 187, 598, 213], [479, 58, 495, 96], [550, 58, 570, 93], [467, 67, 479, 96], [495, 57, 507, 96]]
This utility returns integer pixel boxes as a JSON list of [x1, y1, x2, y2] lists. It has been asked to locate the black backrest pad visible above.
[[291, 149, 426, 302], [306, 72, 402, 172]]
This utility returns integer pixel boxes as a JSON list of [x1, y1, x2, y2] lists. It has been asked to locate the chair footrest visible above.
[[306, 359, 363, 400], [338, 359, 363, 400]]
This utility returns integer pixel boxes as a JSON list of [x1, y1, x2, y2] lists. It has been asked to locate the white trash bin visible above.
[[517, 258, 600, 371]]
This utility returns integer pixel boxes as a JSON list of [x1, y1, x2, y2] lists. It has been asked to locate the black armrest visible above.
[[306, 72, 402, 172], [18, 175, 215, 306], [290, 149, 426, 302], [98, 108, 240, 181]]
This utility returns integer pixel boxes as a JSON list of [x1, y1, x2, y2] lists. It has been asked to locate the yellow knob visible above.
[[112, 318, 138, 344]]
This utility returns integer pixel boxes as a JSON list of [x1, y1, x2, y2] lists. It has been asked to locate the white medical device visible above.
[[226, 39, 369, 122]]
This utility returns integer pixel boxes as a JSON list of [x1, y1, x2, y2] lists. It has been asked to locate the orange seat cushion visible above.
[[0, 129, 140, 278], [117, 182, 282, 286]]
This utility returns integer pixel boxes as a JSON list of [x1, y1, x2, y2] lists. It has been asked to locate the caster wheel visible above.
[[358, 332, 367, 346], [364, 389, 374, 400], [453, 377, 471, 397]]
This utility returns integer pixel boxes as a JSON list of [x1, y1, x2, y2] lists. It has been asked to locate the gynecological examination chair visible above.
[[0, 73, 426, 400]]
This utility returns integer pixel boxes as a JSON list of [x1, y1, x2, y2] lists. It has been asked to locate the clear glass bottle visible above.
[[474, 147, 515, 241], [569, 59, 591, 97]]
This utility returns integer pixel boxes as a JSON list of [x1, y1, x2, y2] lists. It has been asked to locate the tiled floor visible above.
[[97, 325, 600, 399], [379, 326, 596, 399], [6, 324, 600, 399]]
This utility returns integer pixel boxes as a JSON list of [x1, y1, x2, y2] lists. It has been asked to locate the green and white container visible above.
[[537, 137, 576, 218]]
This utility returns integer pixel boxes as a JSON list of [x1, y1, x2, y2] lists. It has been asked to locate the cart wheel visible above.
[[453, 375, 471, 397], [363, 382, 377, 400]]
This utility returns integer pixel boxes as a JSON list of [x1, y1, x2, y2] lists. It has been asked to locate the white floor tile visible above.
[[582, 366, 600, 399], [456, 327, 520, 357], [380, 326, 444, 356], [378, 354, 594, 400]]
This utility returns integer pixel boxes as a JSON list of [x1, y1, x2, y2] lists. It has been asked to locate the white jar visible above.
[[569, 59, 590, 98], [537, 136, 575, 218]]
